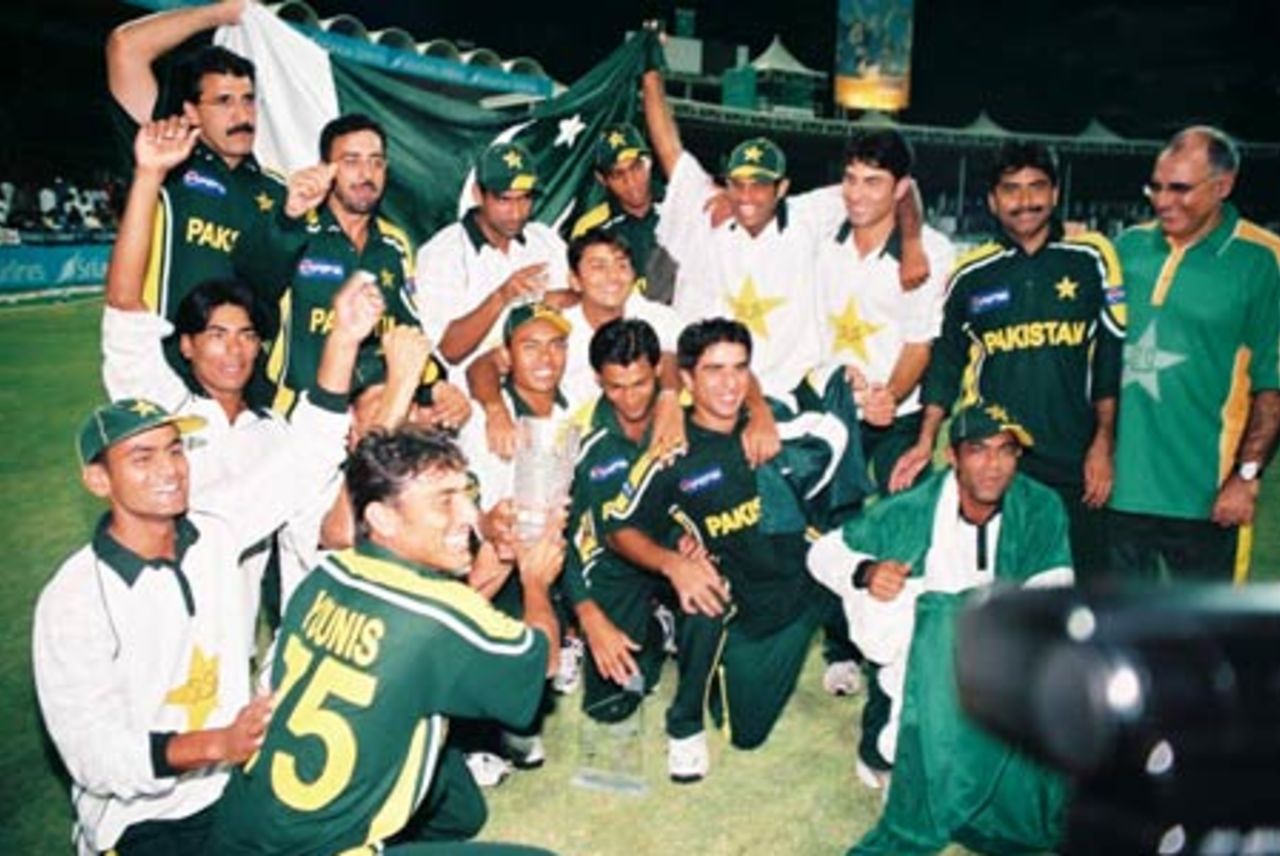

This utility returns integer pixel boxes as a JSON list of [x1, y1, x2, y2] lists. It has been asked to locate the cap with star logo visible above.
[[503, 301, 572, 343], [594, 123, 650, 171], [477, 141, 539, 193], [77, 399, 206, 466], [949, 401, 1034, 448], [725, 136, 787, 181]]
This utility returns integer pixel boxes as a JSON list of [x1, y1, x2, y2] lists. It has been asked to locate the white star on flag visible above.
[[554, 114, 586, 148]]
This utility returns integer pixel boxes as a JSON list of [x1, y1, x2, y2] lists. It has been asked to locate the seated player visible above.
[[565, 318, 724, 782], [207, 429, 561, 855]]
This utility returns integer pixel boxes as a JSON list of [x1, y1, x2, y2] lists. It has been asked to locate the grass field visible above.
[[3, 297, 1278, 854]]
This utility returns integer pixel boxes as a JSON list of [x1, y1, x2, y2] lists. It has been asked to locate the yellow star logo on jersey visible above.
[[984, 404, 1012, 423], [164, 646, 219, 731], [503, 150, 524, 169], [255, 192, 274, 212], [1055, 276, 1078, 300], [379, 268, 395, 288], [129, 400, 160, 418], [607, 130, 626, 149], [726, 277, 786, 338], [743, 145, 764, 162], [828, 297, 883, 362]]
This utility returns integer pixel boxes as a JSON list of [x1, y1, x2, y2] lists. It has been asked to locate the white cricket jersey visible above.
[[814, 224, 955, 416], [558, 299, 682, 421], [413, 209, 568, 372], [33, 393, 348, 854], [659, 151, 844, 396]]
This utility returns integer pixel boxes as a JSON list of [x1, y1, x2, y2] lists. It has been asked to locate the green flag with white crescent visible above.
[[217, 4, 656, 246]]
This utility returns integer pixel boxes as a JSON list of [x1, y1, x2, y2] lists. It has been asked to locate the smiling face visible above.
[[988, 166, 1058, 247], [86, 424, 190, 522], [728, 177, 789, 236], [184, 72, 257, 164], [1147, 142, 1234, 246], [372, 465, 478, 574], [572, 241, 635, 317], [598, 357, 658, 435], [179, 303, 259, 400], [842, 160, 900, 232], [509, 318, 569, 398], [683, 341, 749, 432]]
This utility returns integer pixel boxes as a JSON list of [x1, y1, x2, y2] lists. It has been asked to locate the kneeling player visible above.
[[208, 429, 560, 854], [566, 318, 724, 782], [604, 319, 845, 774]]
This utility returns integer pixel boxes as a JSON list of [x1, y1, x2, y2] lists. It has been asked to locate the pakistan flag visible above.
[[217, 4, 658, 246], [851, 593, 1067, 856]]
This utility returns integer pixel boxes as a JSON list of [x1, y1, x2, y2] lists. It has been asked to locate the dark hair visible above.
[[989, 140, 1059, 190], [319, 113, 388, 162], [183, 46, 256, 104], [843, 130, 914, 180], [677, 317, 752, 371], [347, 428, 468, 540], [1167, 125, 1240, 175], [174, 278, 275, 342], [568, 227, 631, 273], [589, 318, 660, 373]]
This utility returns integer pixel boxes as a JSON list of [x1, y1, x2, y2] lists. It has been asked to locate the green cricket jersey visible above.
[[602, 411, 817, 637], [267, 206, 440, 414], [209, 542, 547, 855], [1112, 204, 1280, 519], [922, 221, 1125, 486], [565, 398, 653, 606], [142, 141, 292, 319]]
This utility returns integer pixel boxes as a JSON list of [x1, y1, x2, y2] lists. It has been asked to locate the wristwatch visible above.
[[1237, 460, 1262, 482]]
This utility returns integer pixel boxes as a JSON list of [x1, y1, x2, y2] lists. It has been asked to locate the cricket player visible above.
[[206, 429, 561, 855]]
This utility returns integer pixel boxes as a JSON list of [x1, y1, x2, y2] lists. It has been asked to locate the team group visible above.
[[32, 2, 1280, 855]]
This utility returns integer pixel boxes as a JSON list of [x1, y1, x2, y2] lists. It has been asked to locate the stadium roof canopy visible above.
[[750, 36, 827, 80]]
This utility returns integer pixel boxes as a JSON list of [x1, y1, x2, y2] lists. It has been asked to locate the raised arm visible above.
[[107, 118, 200, 311], [106, 0, 245, 123], [641, 69, 683, 180]]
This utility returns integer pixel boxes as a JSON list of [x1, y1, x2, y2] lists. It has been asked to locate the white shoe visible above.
[[465, 751, 511, 788], [553, 635, 584, 694], [667, 732, 709, 783], [654, 603, 678, 655], [501, 731, 546, 769], [823, 660, 864, 696], [855, 757, 891, 791]]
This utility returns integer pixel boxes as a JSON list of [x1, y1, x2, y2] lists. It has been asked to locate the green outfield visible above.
[[3, 297, 1278, 855]]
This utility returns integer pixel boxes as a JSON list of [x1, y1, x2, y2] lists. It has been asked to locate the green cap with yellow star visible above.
[[949, 401, 1034, 448], [477, 141, 539, 193], [503, 301, 572, 343], [594, 123, 650, 171], [725, 136, 787, 181], [77, 398, 206, 466]]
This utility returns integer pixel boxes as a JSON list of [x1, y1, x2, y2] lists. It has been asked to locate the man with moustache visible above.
[[890, 141, 1125, 580], [1110, 126, 1280, 581], [267, 113, 462, 421], [106, 0, 298, 337]]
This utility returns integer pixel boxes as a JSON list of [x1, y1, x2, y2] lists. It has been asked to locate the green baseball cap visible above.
[[503, 302, 572, 344], [594, 123, 650, 171], [77, 398, 205, 466], [949, 402, 1034, 448], [725, 136, 787, 181], [477, 141, 538, 193]]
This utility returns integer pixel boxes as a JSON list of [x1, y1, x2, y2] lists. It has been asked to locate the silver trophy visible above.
[[511, 416, 579, 544]]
